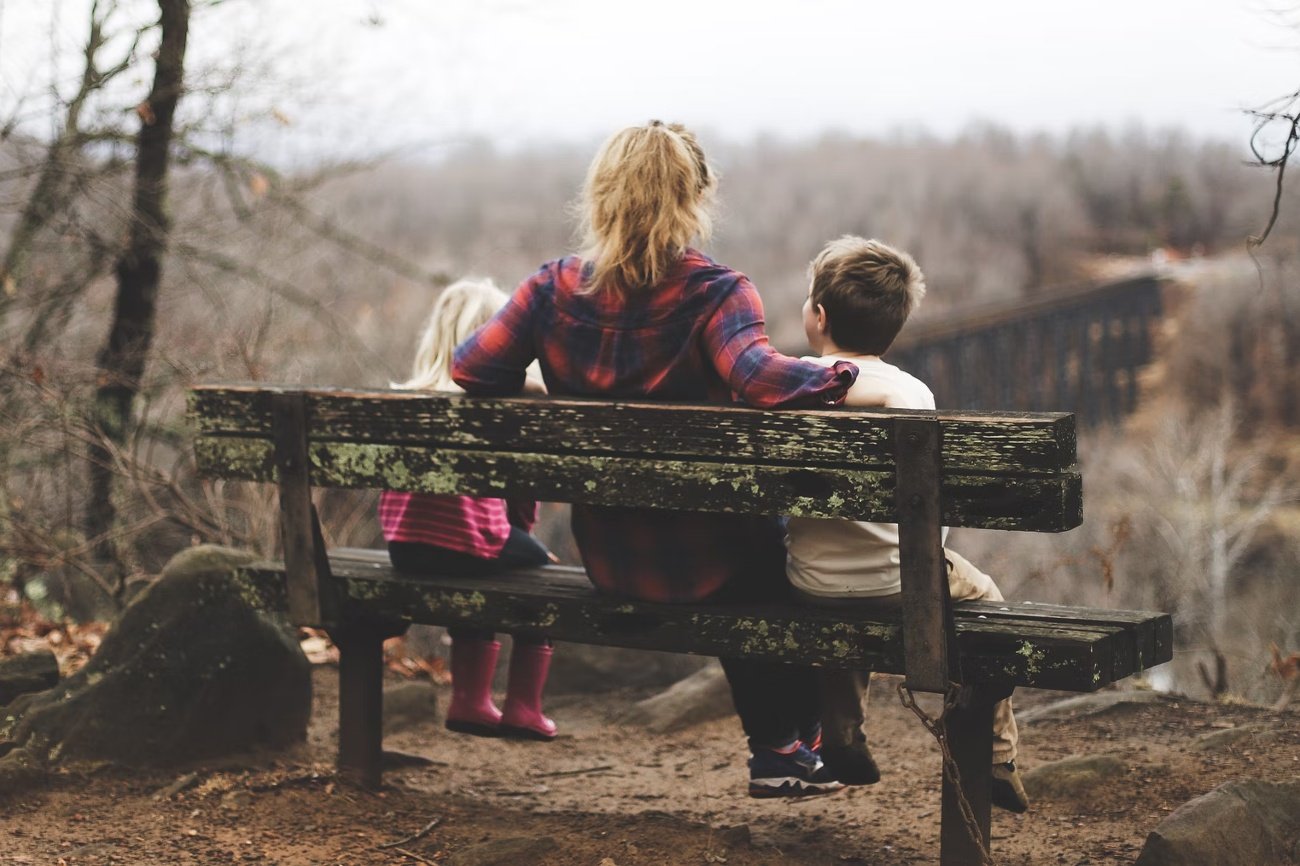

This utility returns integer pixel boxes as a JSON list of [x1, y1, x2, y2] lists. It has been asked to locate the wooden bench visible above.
[[189, 384, 1172, 866]]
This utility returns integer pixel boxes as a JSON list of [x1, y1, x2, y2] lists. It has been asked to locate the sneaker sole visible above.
[[748, 778, 845, 799], [822, 762, 882, 786]]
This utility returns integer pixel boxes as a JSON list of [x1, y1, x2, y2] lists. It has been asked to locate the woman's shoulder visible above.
[[524, 255, 588, 293], [682, 248, 748, 282], [675, 249, 757, 307]]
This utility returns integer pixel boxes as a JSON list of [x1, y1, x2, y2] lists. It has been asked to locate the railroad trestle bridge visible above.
[[889, 273, 1164, 426]]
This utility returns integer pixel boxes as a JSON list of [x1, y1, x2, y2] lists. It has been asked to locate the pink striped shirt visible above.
[[378, 492, 537, 559]]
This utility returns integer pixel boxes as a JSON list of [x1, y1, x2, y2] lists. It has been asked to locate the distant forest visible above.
[[308, 127, 1280, 353], [2, 123, 1278, 385]]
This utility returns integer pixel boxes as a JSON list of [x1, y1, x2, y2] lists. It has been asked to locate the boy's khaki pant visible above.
[[806, 549, 1019, 763]]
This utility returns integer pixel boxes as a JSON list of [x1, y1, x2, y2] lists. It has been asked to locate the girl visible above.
[[380, 278, 558, 741], [452, 122, 860, 797]]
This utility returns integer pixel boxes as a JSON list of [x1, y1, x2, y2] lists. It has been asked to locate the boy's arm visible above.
[[834, 372, 904, 409], [840, 386, 892, 408]]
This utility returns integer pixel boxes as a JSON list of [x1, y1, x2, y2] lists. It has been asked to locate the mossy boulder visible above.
[[1136, 779, 1300, 866], [0, 545, 310, 773]]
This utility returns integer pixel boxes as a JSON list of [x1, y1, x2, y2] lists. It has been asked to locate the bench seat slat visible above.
[[190, 386, 1078, 473], [326, 550, 1164, 684], [234, 556, 1170, 691], [195, 437, 1082, 531], [959, 600, 1172, 673]]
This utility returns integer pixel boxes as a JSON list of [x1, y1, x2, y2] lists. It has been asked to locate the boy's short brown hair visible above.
[[809, 236, 926, 356]]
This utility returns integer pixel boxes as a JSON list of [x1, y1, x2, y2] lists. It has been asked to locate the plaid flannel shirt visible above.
[[453, 249, 857, 603]]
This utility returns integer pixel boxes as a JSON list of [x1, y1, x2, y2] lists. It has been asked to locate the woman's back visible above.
[[506, 250, 752, 402]]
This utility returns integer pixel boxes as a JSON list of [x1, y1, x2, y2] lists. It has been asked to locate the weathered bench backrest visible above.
[[192, 384, 1084, 693], [191, 386, 1081, 532]]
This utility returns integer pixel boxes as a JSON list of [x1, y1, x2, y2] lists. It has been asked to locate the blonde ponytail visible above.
[[578, 121, 717, 295]]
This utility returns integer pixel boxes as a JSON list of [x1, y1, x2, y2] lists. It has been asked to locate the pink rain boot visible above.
[[499, 642, 557, 741], [445, 637, 502, 736]]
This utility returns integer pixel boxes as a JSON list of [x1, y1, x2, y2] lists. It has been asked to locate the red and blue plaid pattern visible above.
[[453, 249, 857, 602]]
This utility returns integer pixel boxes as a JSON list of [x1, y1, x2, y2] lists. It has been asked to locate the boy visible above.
[[786, 236, 1029, 813]]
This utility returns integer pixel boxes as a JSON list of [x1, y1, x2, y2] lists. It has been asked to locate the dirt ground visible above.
[[3, 667, 1298, 866]]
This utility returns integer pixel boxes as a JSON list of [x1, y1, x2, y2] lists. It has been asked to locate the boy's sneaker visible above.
[[748, 742, 845, 799], [991, 761, 1030, 813]]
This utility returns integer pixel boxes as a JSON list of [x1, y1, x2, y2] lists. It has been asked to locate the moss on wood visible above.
[[231, 561, 1173, 692], [190, 387, 1078, 473], [196, 437, 1082, 531]]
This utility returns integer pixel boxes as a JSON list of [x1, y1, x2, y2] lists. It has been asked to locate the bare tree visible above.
[[0, 1, 449, 609], [0, 1, 140, 313], [1126, 403, 1290, 695], [1248, 89, 1300, 250], [85, 0, 191, 589]]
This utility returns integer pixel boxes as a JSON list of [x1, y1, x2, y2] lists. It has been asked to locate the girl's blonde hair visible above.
[[394, 278, 509, 392], [578, 120, 717, 295]]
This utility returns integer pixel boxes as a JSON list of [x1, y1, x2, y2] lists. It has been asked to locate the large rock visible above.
[[0, 545, 310, 772], [1135, 779, 1300, 866], [1188, 723, 1278, 752], [1017, 690, 1172, 725], [618, 662, 734, 733], [0, 650, 59, 707], [544, 642, 709, 695], [1020, 753, 1127, 801]]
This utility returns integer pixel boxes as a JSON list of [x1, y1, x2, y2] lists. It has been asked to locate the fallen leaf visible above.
[[248, 172, 270, 199], [1270, 643, 1300, 680]]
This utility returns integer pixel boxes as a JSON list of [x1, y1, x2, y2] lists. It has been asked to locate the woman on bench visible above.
[[382, 278, 560, 741], [453, 121, 860, 798]]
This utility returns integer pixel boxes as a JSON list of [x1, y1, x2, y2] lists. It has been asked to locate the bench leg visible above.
[[331, 624, 388, 789], [939, 685, 1002, 866]]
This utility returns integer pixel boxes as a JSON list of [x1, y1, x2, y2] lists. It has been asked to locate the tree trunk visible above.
[[86, 0, 190, 595]]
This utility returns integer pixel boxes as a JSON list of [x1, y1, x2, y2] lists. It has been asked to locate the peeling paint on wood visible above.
[[189, 386, 1078, 473], [195, 436, 1083, 531]]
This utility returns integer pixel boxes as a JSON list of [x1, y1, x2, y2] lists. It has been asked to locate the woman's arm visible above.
[[452, 270, 542, 395], [702, 277, 857, 408]]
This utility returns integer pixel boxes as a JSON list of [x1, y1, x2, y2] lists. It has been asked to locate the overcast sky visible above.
[[4, 0, 1297, 159]]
